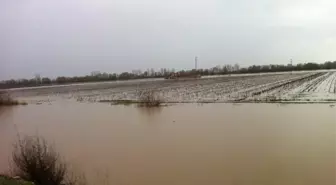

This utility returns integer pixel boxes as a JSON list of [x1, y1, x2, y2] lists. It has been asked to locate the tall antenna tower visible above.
[[290, 59, 293, 75], [195, 56, 198, 70]]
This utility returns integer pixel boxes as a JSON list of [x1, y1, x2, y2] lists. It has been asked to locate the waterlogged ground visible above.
[[1, 71, 335, 184], [7, 71, 336, 104], [0, 101, 335, 185]]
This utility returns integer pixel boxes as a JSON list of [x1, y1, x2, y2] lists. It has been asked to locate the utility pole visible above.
[[290, 59, 293, 75], [195, 56, 198, 70], [35, 74, 41, 85]]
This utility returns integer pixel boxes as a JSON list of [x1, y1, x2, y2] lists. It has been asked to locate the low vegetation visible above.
[[11, 136, 84, 185], [0, 175, 34, 185], [98, 99, 134, 105], [137, 89, 162, 107], [0, 92, 27, 106], [99, 89, 163, 106]]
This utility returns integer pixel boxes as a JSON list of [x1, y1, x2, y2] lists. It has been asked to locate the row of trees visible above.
[[0, 68, 176, 89], [1, 61, 335, 89]]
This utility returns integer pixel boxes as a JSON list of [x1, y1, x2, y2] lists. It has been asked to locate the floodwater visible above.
[[0, 100, 335, 185]]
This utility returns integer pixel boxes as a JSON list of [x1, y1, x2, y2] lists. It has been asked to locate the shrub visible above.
[[12, 136, 82, 185], [137, 89, 162, 107]]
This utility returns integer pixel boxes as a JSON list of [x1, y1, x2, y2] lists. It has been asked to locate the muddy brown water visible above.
[[0, 100, 335, 185]]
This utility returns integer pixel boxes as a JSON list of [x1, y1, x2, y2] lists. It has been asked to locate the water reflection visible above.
[[136, 105, 163, 116], [135, 105, 164, 125], [0, 106, 16, 174], [0, 106, 14, 119]]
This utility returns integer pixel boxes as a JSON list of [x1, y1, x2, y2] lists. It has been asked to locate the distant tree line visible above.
[[1, 61, 335, 89]]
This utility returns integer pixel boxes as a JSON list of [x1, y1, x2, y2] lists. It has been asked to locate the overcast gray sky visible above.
[[1, 0, 335, 80]]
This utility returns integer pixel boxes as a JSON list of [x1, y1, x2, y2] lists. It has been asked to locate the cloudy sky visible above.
[[1, 0, 335, 79]]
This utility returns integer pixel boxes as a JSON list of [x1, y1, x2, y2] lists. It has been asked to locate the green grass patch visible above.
[[0, 176, 33, 185]]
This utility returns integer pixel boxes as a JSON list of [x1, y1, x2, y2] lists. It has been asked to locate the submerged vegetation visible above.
[[97, 89, 163, 106], [98, 99, 135, 105], [137, 89, 163, 107], [0, 92, 27, 106]]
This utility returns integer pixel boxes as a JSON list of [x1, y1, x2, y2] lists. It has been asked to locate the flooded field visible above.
[[7, 71, 336, 104], [0, 100, 335, 185]]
